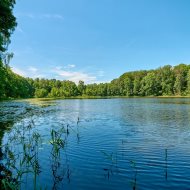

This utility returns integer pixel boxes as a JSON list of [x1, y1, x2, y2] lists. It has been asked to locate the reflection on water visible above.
[[1, 98, 190, 189]]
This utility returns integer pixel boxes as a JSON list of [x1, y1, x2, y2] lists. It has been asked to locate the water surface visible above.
[[0, 98, 190, 190]]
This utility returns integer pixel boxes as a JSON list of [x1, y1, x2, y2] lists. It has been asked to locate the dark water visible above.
[[1, 98, 190, 190]]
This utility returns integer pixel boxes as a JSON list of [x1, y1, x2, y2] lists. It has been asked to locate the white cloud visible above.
[[32, 74, 46, 78], [54, 64, 76, 70], [54, 67, 96, 84], [12, 67, 26, 77], [67, 64, 75, 68], [93, 80, 110, 84], [12, 66, 46, 78], [10, 65, 106, 84], [28, 66, 38, 73], [54, 66, 63, 70]]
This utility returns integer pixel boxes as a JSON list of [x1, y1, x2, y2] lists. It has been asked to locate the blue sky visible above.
[[9, 0, 190, 83]]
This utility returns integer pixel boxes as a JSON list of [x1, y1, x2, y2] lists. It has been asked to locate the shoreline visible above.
[[1, 95, 190, 102]]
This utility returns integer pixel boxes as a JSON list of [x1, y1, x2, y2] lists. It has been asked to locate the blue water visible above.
[[1, 98, 190, 190]]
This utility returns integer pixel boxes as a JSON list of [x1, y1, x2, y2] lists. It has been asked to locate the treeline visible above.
[[1, 63, 190, 99], [27, 63, 190, 98]]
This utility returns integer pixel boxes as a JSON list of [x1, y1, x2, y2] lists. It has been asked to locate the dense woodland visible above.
[[1, 62, 190, 99], [1, 1, 190, 99]]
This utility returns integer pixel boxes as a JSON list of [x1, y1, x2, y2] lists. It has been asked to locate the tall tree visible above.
[[0, 0, 17, 99], [173, 64, 189, 95], [133, 77, 141, 96], [174, 74, 184, 95], [140, 72, 160, 96], [187, 70, 190, 95], [78, 80, 86, 95], [123, 77, 133, 96], [159, 65, 175, 95], [0, 0, 17, 61]]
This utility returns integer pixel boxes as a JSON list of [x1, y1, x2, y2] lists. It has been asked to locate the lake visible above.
[[1, 98, 190, 190]]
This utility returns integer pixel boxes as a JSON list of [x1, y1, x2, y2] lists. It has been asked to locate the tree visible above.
[[0, 61, 7, 98], [85, 84, 98, 96], [173, 64, 189, 95], [78, 80, 86, 95], [61, 80, 79, 97], [48, 87, 59, 97], [187, 70, 190, 95], [159, 65, 175, 95], [140, 72, 160, 96], [123, 77, 133, 96], [97, 83, 107, 96], [0, 0, 17, 99], [35, 88, 48, 98], [174, 74, 184, 95], [133, 77, 141, 96], [109, 79, 122, 96], [0, 0, 17, 61]]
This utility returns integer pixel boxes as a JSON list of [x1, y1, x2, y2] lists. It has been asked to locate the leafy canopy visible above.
[[0, 0, 17, 60]]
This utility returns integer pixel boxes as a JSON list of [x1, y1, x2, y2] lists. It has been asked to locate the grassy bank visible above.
[[2, 95, 190, 103], [24, 95, 190, 102]]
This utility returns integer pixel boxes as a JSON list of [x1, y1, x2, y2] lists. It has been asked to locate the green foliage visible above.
[[0, 63, 34, 99], [78, 80, 86, 95], [174, 74, 183, 95], [187, 70, 190, 95], [0, 62, 6, 98], [158, 65, 175, 95], [140, 72, 161, 96], [0, 0, 17, 60], [61, 80, 79, 97], [32, 79, 79, 98], [123, 77, 133, 96], [2, 63, 190, 100], [133, 77, 141, 96], [173, 64, 189, 95], [35, 88, 48, 98]]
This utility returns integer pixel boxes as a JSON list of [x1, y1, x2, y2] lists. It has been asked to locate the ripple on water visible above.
[[1, 98, 190, 189]]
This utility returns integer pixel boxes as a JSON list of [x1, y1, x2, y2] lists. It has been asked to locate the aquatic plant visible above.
[[0, 119, 43, 189], [130, 160, 137, 190], [0, 115, 80, 190], [101, 150, 118, 179]]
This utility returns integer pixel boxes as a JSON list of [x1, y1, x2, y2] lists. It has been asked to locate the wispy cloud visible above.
[[12, 67, 27, 77], [12, 66, 46, 78], [11, 65, 106, 84], [41, 14, 64, 20], [54, 67, 96, 84], [67, 64, 76, 68], [28, 66, 38, 73], [17, 13, 64, 21], [16, 26, 24, 34], [26, 66, 46, 78]]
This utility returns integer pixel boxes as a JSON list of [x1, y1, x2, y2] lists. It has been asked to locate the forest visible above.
[[1, 0, 190, 100], [1, 62, 190, 99]]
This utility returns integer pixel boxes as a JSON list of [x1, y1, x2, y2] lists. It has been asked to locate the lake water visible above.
[[1, 98, 190, 190]]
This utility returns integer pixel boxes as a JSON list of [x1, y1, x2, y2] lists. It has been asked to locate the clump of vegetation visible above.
[[101, 150, 118, 179], [0, 118, 74, 189], [0, 120, 42, 189]]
